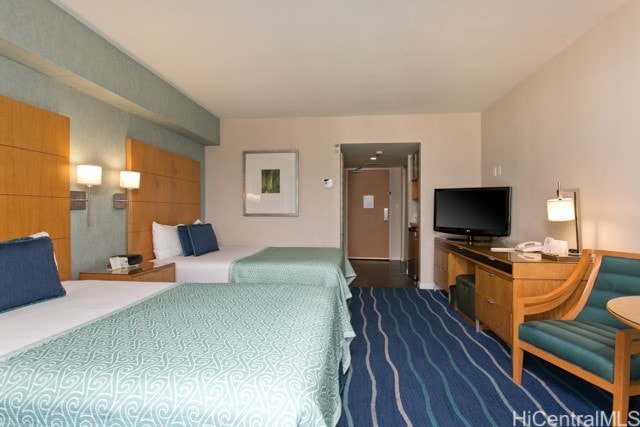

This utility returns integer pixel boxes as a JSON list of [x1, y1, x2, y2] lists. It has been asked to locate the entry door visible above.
[[347, 169, 390, 259]]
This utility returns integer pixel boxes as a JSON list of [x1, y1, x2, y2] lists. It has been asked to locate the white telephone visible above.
[[514, 241, 544, 253]]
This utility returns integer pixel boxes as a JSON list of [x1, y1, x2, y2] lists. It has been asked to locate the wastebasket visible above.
[[455, 274, 476, 320]]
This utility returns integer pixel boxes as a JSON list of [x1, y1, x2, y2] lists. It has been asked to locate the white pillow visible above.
[[152, 222, 183, 260], [30, 231, 50, 239]]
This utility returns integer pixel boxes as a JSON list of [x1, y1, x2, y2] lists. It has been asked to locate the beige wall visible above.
[[482, 0, 640, 252], [205, 113, 481, 287], [388, 167, 404, 260]]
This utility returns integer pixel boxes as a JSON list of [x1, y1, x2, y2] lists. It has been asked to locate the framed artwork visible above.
[[243, 150, 298, 216]]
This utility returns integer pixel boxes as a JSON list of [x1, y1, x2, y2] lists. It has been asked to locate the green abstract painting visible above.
[[261, 169, 280, 193]]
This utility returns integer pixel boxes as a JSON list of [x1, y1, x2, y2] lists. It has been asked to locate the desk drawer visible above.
[[434, 266, 448, 289], [476, 266, 512, 344], [476, 267, 511, 308], [434, 246, 448, 270], [476, 296, 511, 343]]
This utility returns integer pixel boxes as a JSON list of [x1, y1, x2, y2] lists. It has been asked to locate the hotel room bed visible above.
[[0, 280, 354, 426], [156, 245, 357, 332], [155, 245, 266, 283], [229, 246, 355, 305], [156, 246, 356, 300]]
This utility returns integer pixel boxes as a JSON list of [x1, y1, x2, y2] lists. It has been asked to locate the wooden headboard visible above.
[[126, 139, 201, 261], [0, 95, 71, 280]]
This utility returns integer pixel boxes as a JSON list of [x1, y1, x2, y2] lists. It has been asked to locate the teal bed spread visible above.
[[0, 283, 354, 426], [229, 247, 356, 304]]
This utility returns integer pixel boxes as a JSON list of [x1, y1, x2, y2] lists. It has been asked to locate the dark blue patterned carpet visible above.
[[338, 287, 640, 427]]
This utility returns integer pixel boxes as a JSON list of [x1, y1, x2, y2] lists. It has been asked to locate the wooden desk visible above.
[[607, 296, 640, 329], [79, 261, 175, 282], [434, 237, 590, 345]]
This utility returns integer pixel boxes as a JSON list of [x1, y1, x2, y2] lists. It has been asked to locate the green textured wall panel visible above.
[[0, 0, 219, 146]]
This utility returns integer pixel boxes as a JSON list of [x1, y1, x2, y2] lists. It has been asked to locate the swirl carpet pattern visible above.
[[339, 287, 640, 427], [0, 283, 354, 426]]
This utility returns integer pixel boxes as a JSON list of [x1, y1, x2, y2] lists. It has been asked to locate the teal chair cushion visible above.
[[519, 320, 640, 382], [576, 256, 640, 328], [519, 256, 640, 382]]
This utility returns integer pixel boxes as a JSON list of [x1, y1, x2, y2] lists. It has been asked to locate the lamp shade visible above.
[[120, 171, 140, 190], [547, 198, 575, 222], [77, 165, 102, 186]]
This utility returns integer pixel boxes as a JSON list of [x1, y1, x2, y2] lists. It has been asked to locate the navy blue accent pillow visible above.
[[177, 225, 194, 256], [188, 224, 219, 256], [0, 236, 66, 313]]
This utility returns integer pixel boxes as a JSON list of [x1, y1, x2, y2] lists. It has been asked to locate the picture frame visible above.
[[243, 150, 299, 216]]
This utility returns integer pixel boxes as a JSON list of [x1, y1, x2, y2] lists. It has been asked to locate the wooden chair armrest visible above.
[[513, 251, 592, 326], [520, 251, 591, 312]]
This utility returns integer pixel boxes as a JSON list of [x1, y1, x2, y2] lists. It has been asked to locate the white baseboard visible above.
[[419, 280, 439, 290]]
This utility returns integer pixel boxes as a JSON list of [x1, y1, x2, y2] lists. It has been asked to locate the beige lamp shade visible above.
[[77, 165, 102, 186], [120, 171, 140, 190], [547, 198, 575, 222]]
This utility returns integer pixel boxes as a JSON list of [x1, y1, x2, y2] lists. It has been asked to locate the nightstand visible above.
[[79, 261, 175, 282]]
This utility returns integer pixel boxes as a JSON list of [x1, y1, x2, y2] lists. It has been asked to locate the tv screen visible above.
[[433, 186, 511, 240]]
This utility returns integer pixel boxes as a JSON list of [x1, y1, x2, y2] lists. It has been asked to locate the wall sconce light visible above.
[[113, 171, 140, 222], [70, 164, 102, 226], [120, 170, 141, 190], [546, 182, 582, 256]]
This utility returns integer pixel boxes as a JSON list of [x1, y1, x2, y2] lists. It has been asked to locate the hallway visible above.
[[349, 260, 417, 288]]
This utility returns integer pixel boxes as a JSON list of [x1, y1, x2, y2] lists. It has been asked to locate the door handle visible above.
[[383, 208, 389, 222]]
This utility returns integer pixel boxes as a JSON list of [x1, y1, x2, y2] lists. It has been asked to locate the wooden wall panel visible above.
[[125, 139, 201, 261], [52, 239, 71, 281], [0, 146, 69, 197], [129, 202, 201, 233], [126, 138, 199, 182], [128, 232, 154, 265], [0, 196, 70, 240], [0, 95, 69, 158], [132, 174, 199, 205], [0, 95, 70, 280]]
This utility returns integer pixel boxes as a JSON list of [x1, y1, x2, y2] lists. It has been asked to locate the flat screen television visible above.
[[433, 186, 512, 242]]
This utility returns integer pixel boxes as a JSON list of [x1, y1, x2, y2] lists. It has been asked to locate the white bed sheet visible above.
[[0, 280, 175, 358], [155, 245, 265, 282]]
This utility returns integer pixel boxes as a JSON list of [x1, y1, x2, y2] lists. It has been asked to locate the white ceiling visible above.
[[51, 0, 625, 120]]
